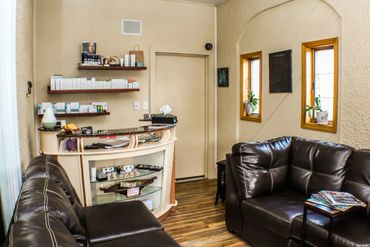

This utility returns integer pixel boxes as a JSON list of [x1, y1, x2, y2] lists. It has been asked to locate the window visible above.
[[240, 51, 262, 122], [0, 0, 22, 231], [301, 38, 338, 133]]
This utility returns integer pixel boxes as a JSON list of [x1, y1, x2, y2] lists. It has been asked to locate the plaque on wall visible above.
[[269, 49, 292, 93]]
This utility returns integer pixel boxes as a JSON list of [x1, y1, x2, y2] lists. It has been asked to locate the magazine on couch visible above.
[[307, 191, 366, 211]]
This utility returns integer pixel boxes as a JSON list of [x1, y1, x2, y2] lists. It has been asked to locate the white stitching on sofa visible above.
[[44, 162, 59, 247], [46, 189, 64, 199], [244, 201, 291, 223], [44, 212, 57, 247]]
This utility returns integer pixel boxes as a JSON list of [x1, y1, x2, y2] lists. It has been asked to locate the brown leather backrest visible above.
[[231, 136, 292, 199], [344, 149, 370, 216], [13, 177, 86, 245], [5, 213, 79, 247], [24, 156, 85, 224], [289, 137, 352, 195]]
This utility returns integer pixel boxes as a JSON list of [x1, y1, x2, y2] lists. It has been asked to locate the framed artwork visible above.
[[217, 67, 229, 87], [81, 41, 97, 55], [269, 49, 292, 93]]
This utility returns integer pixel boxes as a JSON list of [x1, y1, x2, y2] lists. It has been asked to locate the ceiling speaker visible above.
[[122, 19, 142, 36]]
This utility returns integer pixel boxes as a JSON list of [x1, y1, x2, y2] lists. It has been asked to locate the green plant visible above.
[[247, 91, 259, 112], [305, 96, 323, 119]]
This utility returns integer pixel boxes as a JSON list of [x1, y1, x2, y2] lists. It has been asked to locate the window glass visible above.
[[314, 48, 334, 121], [250, 59, 260, 114]]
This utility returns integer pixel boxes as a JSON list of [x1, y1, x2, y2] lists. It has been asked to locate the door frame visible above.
[[149, 49, 217, 179]]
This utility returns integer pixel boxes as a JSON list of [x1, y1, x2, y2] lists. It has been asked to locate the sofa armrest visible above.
[[225, 154, 243, 234], [230, 137, 292, 200]]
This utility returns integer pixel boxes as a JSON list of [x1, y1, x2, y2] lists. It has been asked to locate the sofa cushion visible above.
[[24, 155, 85, 224], [14, 177, 86, 244], [242, 190, 306, 238], [91, 230, 180, 247], [231, 137, 292, 199], [291, 211, 370, 247], [344, 149, 370, 216], [289, 137, 352, 195], [84, 200, 163, 244], [5, 212, 79, 247]]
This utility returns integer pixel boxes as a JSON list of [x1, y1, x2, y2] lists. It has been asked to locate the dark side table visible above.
[[215, 160, 226, 205], [301, 201, 358, 247]]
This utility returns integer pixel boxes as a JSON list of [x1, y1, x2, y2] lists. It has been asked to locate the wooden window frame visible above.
[[240, 51, 262, 122], [301, 37, 338, 133]]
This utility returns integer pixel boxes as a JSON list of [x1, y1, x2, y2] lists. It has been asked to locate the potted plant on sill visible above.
[[305, 96, 328, 124], [244, 91, 258, 116]]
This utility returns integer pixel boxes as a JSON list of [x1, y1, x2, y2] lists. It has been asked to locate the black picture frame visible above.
[[217, 67, 229, 87], [81, 41, 97, 55], [269, 49, 292, 93]]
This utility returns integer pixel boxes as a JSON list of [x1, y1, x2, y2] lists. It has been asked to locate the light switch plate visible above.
[[143, 101, 149, 110], [134, 101, 140, 110]]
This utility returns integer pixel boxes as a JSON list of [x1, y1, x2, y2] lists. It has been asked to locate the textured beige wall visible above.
[[217, 0, 370, 160], [17, 0, 36, 171], [35, 0, 217, 178]]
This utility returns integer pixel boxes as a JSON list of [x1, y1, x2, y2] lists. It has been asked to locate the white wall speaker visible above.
[[122, 19, 142, 36]]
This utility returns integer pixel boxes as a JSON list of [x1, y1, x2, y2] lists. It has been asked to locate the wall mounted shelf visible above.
[[78, 64, 147, 71], [47, 86, 139, 94], [38, 112, 110, 117]]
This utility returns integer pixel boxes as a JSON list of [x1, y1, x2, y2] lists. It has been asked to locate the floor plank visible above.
[[163, 179, 250, 247]]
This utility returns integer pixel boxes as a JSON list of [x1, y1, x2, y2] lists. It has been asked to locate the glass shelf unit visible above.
[[92, 186, 161, 205], [90, 169, 160, 184]]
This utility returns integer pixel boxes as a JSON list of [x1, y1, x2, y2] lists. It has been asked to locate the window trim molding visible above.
[[301, 37, 338, 133], [240, 51, 262, 122]]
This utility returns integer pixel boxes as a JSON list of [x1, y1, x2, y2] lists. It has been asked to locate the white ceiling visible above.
[[180, 0, 228, 6]]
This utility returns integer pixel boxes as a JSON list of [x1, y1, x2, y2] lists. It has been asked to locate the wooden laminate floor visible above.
[[163, 179, 250, 247]]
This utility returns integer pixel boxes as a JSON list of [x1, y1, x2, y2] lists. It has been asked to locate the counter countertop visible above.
[[56, 124, 175, 138]]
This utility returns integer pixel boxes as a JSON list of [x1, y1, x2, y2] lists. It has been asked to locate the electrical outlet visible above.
[[143, 101, 149, 110], [134, 101, 140, 110]]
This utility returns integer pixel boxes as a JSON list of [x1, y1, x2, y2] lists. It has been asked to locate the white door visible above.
[[154, 53, 206, 179]]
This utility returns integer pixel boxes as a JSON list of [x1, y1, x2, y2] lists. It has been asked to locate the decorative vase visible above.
[[42, 108, 57, 130], [244, 101, 252, 115], [316, 110, 328, 124]]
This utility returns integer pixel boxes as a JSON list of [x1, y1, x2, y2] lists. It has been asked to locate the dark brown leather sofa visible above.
[[225, 136, 370, 247], [4, 156, 179, 247]]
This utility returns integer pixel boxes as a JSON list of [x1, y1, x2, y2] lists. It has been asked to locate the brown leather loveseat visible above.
[[225, 136, 370, 247], [4, 156, 179, 247]]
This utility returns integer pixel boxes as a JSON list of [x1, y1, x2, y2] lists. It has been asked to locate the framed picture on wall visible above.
[[217, 67, 229, 87], [81, 41, 97, 55]]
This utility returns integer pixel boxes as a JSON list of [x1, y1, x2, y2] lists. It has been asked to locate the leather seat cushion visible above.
[[290, 137, 352, 195], [91, 230, 180, 247], [5, 213, 80, 247], [291, 211, 370, 247], [84, 200, 163, 244], [231, 137, 292, 199], [344, 149, 370, 216], [242, 190, 306, 238], [24, 155, 85, 223], [14, 178, 86, 244]]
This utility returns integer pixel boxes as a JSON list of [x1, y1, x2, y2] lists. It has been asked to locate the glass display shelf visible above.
[[92, 186, 161, 205], [90, 169, 160, 184]]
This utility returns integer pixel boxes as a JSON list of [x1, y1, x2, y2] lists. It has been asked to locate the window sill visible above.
[[241, 114, 261, 122], [301, 122, 337, 133]]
